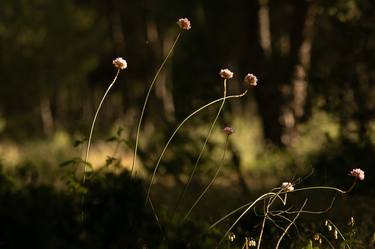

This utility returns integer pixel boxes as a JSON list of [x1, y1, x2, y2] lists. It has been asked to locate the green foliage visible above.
[[302, 240, 320, 249]]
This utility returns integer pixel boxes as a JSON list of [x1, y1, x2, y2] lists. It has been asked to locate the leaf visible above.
[[59, 158, 93, 168], [59, 159, 78, 167], [106, 136, 117, 142], [73, 138, 88, 147]]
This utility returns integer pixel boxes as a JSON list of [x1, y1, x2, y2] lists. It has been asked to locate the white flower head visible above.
[[244, 73, 258, 86], [281, 182, 294, 192], [177, 18, 191, 30], [349, 168, 365, 181], [112, 57, 127, 70], [223, 126, 235, 135], [219, 68, 234, 79]]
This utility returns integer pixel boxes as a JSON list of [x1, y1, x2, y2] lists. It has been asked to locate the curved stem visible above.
[[257, 215, 267, 249], [83, 69, 120, 184], [275, 198, 308, 249], [292, 186, 346, 194], [145, 90, 248, 205], [216, 192, 275, 248], [177, 79, 227, 208], [131, 32, 181, 176], [257, 190, 283, 249], [184, 135, 229, 220]]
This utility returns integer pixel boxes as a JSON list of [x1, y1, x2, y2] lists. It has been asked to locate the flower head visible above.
[[244, 73, 258, 86], [349, 168, 365, 181], [223, 126, 235, 135], [281, 182, 294, 192], [219, 68, 234, 79], [177, 18, 191, 30], [112, 57, 127, 70]]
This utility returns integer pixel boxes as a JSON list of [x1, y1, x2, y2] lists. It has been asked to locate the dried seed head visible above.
[[348, 217, 355, 227], [228, 232, 236, 242], [314, 233, 320, 241], [244, 73, 258, 86], [281, 182, 294, 192], [219, 68, 234, 79], [112, 57, 127, 70], [349, 168, 365, 181], [249, 238, 257, 247], [334, 230, 338, 240], [177, 18, 191, 30], [223, 126, 235, 135]]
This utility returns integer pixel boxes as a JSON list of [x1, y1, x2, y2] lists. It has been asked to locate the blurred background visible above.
[[0, 0, 374, 248]]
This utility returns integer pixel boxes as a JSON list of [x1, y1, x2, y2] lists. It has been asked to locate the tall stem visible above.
[[83, 69, 120, 184], [131, 33, 181, 176], [145, 90, 248, 206], [184, 135, 229, 220], [178, 79, 227, 208]]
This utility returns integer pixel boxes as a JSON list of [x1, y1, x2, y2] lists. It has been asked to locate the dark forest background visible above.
[[0, 0, 374, 248]]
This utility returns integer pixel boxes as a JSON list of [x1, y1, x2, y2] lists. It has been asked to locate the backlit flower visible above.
[[281, 182, 294, 192], [177, 18, 191, 30], [223, 127, 235, 135], [112, 57, 127, 70], [349, 168, 365, 181], [244, 73, 258, 86], [219, 68, 234, 79]]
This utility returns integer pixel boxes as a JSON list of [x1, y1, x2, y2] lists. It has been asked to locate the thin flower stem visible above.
[[177, 79, 227, 208], [131, 32, 181, 176], [145, 90, 248, 206], [81, 69, 121, 223], [275, 198, 308, 249], [292, 186, 346, 194], [293, 179, 357, 194], [257, 214, 267, 249], [345, 178, 357, 193], [209, 193, 274, 230], [83, 69, 120, 184], [257, 190, 283, 249], [184, 135, 229, 220], [216, 192, 275, 248]]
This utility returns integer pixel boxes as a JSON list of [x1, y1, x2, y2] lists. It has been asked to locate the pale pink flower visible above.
[[281, 182, 294, 192], [349, 168, 365, 181], [223, 127, 235, 135], [244, 73, 258, 86], [219, 68, 234, 79], [177, 18, 191, 30], [112, 57, 127, 70]]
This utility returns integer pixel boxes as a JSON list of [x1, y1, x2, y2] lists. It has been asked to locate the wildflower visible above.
[[349, 168, 365, 181], [223, 126, 235, 135], [177, 18, 191, 30], [112, 57, 127, 70], [219, 68, 234, 79], [281, 182, 294, 192], [244, 73, 258, 86]]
